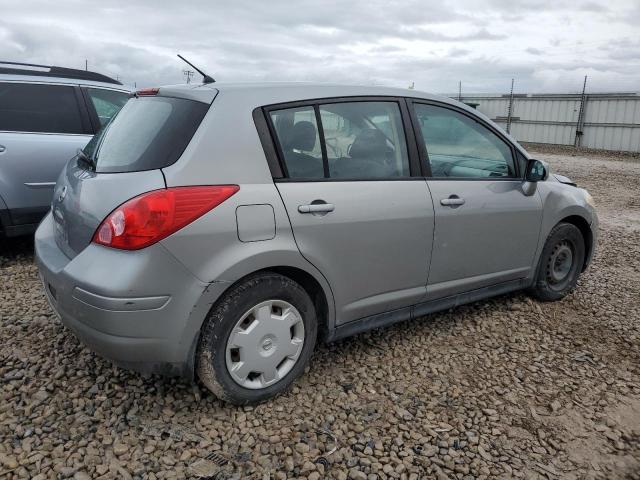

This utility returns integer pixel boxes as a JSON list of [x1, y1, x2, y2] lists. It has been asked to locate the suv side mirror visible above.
[[525, 159, 547, 182]]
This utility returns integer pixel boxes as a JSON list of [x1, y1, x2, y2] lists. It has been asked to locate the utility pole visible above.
[[85, 59, 88, 71], [574, 75, 588, 147], [183, 69, 194, 84], [506, 78, 515, 134], [458, 81, 462, 102]]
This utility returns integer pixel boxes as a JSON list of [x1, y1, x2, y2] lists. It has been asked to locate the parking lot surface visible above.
[[1, 148, 639, 479]]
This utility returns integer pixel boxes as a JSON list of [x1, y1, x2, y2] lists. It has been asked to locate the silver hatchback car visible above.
[[35, 82, 598, 404]]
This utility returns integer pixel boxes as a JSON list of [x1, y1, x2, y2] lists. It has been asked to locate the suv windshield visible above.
[[84, 95, 209, 173]]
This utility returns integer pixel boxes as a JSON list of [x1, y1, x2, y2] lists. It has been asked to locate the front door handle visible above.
[[298, 203, 335, 214], [440, 195, 465, 206], [0, 145, 6, 153]]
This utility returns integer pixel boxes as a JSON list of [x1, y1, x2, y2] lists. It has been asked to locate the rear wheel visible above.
[[529, 222, 585, 302], [196, 272, 317, 404]]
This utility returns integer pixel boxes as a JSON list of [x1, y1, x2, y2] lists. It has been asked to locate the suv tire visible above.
[[196, 272, 317, 405], [529, 222, 585, 302]]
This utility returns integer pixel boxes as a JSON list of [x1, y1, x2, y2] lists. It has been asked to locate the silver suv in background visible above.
[[0, 61, 130, 236], [35, 83, 598, 404]]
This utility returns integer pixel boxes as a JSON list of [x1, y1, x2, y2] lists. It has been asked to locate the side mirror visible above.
[[525, 159, 547, 182]]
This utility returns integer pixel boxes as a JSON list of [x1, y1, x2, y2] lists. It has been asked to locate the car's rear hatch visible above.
[[51, 85, 217, 259]]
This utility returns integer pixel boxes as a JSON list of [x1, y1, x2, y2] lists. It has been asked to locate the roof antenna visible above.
[[177, 54, 215, 84]]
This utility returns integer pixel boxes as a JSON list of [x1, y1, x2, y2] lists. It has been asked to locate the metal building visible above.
[[456, 93, 640, 152]]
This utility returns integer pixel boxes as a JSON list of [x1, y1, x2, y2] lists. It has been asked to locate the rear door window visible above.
[[320, 102, 410, 179], [87, 96, 209, 173], [86, 88, 129, 127], [268, 100, 410, 180], [0, 82, 84, 134]]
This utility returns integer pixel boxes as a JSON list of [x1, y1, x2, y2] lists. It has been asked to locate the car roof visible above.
[[0, 73, 132, 91], [0, 73, 133, 92], [231, 81, 447, 100], [159, 81, 461, 109]]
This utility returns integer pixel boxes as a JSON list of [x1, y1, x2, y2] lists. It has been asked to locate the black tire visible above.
[[529, 222, 585, 302], [196, 272, 317, 405]]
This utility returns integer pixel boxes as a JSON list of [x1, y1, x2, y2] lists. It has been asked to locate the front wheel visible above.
[[196, 272, 317, 405], [529, 222, 585, 302]]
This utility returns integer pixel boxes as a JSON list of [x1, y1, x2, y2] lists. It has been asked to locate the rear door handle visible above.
[[440, 195, 465, 206], [0, 145, 5, 153], [298, 203, 335, 214]]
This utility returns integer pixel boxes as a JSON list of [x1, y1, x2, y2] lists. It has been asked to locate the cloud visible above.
[[449, 48, 471, 57], [396, 27, 507, 42], [582, 1, 609, 12], [0, 0, 638, 93]]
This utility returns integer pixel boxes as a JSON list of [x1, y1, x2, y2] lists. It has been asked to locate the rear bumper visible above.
[[35, 212, 227, 377]]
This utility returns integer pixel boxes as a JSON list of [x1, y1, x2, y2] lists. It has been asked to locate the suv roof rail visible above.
[[0, 61, 123, 85]]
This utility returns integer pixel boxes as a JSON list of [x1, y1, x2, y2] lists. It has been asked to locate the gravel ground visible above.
[[1, 148, 639, 480]]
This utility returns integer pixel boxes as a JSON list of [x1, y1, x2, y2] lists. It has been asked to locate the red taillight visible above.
[[93, 186, 239, 250], [136, 87, 159, 96]]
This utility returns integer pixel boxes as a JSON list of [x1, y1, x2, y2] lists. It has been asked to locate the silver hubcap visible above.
[[225, 300, 305, 389], [549, 242, 573, 283]]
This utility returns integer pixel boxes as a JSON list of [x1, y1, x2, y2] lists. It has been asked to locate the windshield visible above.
[[84, 96, 209, 173]]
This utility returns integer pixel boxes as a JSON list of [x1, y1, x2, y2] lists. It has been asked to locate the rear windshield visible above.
[[85, 95, 209, 173]]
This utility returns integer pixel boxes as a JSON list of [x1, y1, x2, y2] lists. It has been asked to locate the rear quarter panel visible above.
[[160, 90, 336, 329]]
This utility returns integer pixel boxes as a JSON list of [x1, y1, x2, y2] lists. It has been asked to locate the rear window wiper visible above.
[[76, 148, 96, 171]]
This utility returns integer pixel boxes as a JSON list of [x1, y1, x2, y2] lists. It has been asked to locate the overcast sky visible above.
[[1, 0, 638, 94]]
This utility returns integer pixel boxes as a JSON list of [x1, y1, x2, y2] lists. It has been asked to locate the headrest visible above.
[[285, 121, 316, 152], [349, 129, 388, 159]]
